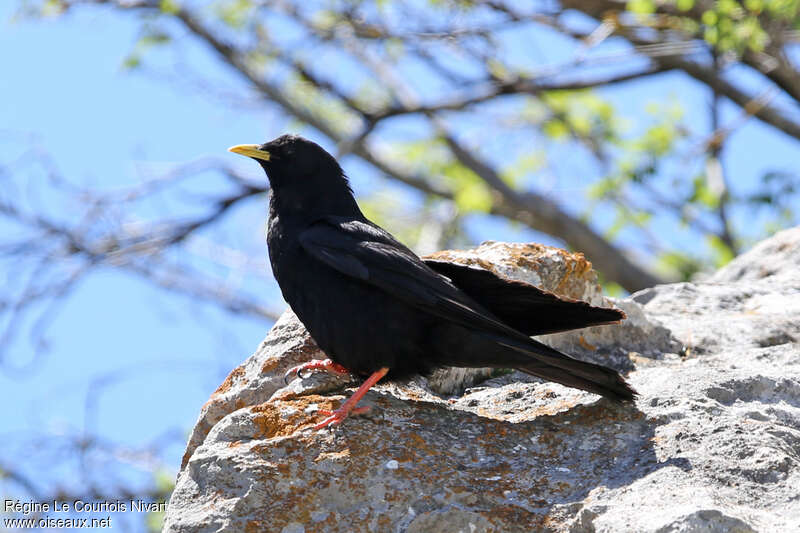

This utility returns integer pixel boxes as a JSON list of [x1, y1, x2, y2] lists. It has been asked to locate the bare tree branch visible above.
[[440, 131, 662, 290], [562, 0, 800, 141], [165, 2, 667, 291]]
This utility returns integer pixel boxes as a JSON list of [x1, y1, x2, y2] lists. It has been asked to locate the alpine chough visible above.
[[229, 135, 636, 429]]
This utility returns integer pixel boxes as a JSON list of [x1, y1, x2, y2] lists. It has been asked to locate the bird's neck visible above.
[[268, 183, 364, 223]]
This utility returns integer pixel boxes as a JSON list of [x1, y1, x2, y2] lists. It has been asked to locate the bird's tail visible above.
[[504, 337, 637, 402], [434, 325, 637, 402]]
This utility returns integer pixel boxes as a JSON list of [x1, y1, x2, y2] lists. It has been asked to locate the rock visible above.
[[177, 310, 330, 470], [425, 241, 606, 304], [426, 242, 676, 385], [164, 229, 800, 533]]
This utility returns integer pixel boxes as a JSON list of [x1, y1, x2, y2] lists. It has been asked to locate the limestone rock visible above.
[[164, 229, 800, 533]]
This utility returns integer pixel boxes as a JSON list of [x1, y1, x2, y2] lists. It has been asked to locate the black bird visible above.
[[229, 135, 636, 429]]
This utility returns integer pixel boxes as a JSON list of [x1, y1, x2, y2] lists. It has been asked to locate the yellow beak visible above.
[[228, 144, 271, 162]]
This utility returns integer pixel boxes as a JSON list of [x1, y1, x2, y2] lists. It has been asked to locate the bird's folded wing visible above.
[[298, 218, 530, 342], [299, 217, 631, 378], [423, 259, 625, 336]]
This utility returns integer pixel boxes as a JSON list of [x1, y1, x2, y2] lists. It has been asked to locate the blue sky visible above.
[[0, 5, 276, 530], [1, 3, 798, 531]]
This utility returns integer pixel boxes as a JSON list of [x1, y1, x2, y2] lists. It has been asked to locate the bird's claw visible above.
[[283, 366, 309, 385], [283, 366, 299, 385], [282, 363, 319, 385], [313, 405, 371, 431], [283, 359, 350, 386]]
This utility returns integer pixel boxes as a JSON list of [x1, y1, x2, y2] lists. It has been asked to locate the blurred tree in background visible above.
[[2, 0, 798, 530]]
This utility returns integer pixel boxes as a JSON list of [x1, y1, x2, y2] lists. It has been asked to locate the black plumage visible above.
[[229, 135, 636, 428]]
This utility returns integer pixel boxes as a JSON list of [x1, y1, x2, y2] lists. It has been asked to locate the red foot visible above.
[[313, 406, 371, 430], [311, 367, 389, 430], [284, 359, 350, 384]]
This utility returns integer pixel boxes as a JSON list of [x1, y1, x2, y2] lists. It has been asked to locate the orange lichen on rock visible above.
[[424, 250, 495, 272], [244, 521, 270, 533], [427, 242, 604, 304], [314, 449, 351, 463], [555, 257, 576, 293], [505, 244, 548, 273], [249, 395, 342, 439], [260, 356, 280, 374], [213, 365, 246, 395], [578, 335, 598, 351]]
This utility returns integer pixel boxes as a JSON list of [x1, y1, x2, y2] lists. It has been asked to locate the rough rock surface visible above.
[[165, 228, 800, 533]]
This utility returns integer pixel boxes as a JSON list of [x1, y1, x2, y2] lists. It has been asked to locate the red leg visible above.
[[313, 367, 389, 430], [284, 358, 351, 384]]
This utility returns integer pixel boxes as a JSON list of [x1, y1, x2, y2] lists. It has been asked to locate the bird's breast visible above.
[[265, 216, 437, 379]]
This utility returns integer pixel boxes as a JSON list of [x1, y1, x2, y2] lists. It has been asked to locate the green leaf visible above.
[[216, 0, 254, 29], [41, 0, 65, 17], [122, 54, 141, 69], [146, 510, 166, 533], [745, 0, 764, 13], [543, 119, 569, 139], [606, 211, 627, 240], [704, 26, 720, 45], [501, 151, 544, 185], [708, 235, 735, 267], [140, 31, 171, 46], [642, 123, 676, 156], [568, 114, 592, 136], [588, 176, 620, 200], [159, 0, 180, 15], [487, 59, 509, 80], [702, 10, 718, 25], [628, 0, 655, 15], [542, 91, 569, 112], [691, 175, 720, 208], [657, 251, 704, 281], [454, 180, 493, 212], [718, 0, 743, 16]]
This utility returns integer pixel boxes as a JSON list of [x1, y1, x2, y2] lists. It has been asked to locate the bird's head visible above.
[[228, 134, 360, 217], [228, 134, 341, 184]]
